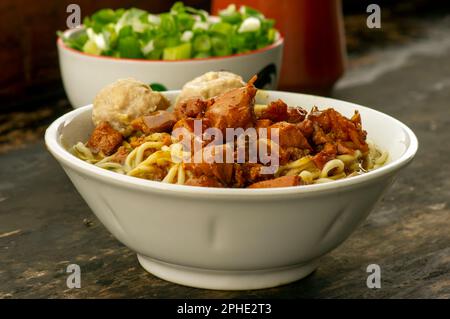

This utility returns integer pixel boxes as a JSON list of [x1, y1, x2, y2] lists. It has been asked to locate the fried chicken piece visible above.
[[128, 133, 172, 149], [185, 175, 224, 187], [173, 97, 212, 120], [337, 141, 356, 155], [312, 123, 330, 145], [110, 146, 130, 164], [87, 121, 123, 155], [172, 118, 212, 154], [279, 147, 309, 165], [297, 119, 314, 138], [256, 119, 273, 130], [312, 142, 338, 169], [259, 99, 307, 124], [308, 108, 368, 153], [184, 144, 235, 186], [268, 122, 312, 150], [204, 79, 257, 133], [131, 110, 177, 134], [247, 175, 301, 188], [259, 99, 288, 122], [287, 107, 307, 123], [232, 163, 274, 187]]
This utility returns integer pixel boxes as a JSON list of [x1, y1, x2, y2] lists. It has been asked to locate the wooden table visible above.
[[1, 25, 449, 299]]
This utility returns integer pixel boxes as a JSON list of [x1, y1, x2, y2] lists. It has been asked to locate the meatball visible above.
[[92, 78, 170, 135], [176, 71, 245, 103]]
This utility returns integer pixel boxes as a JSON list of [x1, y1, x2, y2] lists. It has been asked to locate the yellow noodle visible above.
[[169, 143, 190, 164], [135, 141, 165, 165], [299, 170, 320, 184], [72, 127, 388, 187], [327, 172, 347, 180], [320, 159, 345, 178], [314, 177, 335, 184], [139, 150, 170, 166], [177, 164, 186, 184], [127, 165, 159, 177], [285, 168, 302, 176], [162, 164, 179, 183], [336, 153, 358, 164], [124, 147, 139, 171], [279, 156, 313, 173], [254, 104, 268, 116], [374, 150, 388, 166], [71, 142, 100, 163]]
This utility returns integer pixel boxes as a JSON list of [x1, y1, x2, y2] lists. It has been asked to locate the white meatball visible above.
[[177, 71, 245, 103], [92, 78, 170, 134]]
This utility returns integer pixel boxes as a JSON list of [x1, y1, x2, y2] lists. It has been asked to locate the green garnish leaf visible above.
[[163, 42, 191, 60], [57, 3, 279, 60], [118, 36, 143, 58], [193, 34, 211, 53]]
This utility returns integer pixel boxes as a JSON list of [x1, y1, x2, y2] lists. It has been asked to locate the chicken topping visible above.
[[248, 176, 301, 188], [205, 79, 257, 133], [174, 97, 213, 120], [131, 110, 177, 134], [87, 121, 123, 155]]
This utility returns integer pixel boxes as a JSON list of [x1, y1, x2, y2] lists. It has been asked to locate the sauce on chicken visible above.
[[78, 73, 386, 189]]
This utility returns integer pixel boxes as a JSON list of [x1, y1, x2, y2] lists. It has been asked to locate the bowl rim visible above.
[[57, 27, 284, 64], [45, 90, 418, 198]]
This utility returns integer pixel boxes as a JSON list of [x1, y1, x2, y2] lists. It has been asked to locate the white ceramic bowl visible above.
[[57, 28, 284, 108], [45, 91, 418, 290]]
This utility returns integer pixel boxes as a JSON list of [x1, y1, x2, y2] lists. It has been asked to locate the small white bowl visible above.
[[57, 28, 284, 108], [45, 91, 418, 290]]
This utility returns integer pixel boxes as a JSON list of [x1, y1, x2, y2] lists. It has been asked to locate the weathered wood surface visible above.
[[1, 28, 450, 299]]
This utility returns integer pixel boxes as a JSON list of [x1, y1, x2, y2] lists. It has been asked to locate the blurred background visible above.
[[1, 0, 450, 152]]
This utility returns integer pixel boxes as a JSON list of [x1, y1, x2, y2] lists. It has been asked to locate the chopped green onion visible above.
[[163, 42, 191, 60], [83, 40, 101, 55], [193, 34, 211, 52], [181, 30, 194, 42], [118, 36, 143, 58], [211, 35, 231, 56], [159, 13, 177, 34], [209, 22, 233, 35], [238, 17, 261, 33], [58, 3, 279, 60]]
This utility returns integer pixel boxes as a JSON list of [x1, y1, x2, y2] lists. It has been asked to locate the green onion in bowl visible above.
[[58, 2, 280, 60]]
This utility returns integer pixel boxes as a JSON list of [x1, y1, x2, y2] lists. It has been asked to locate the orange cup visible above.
[[212, 0, 347, 94]]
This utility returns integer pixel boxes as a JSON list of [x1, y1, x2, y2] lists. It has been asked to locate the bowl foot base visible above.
[[137, 255, 318, 290]]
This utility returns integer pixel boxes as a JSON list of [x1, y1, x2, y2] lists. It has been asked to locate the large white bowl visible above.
[[45, 91, 418, 290], [57, 28, 284, 108]]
